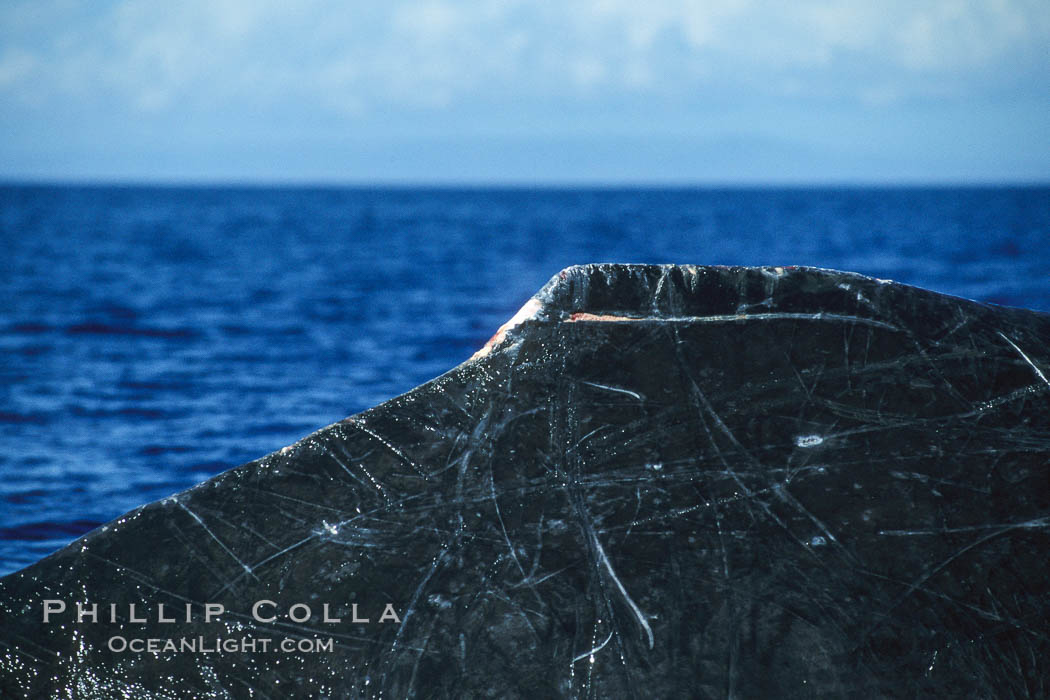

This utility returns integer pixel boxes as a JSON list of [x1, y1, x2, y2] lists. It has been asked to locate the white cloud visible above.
[[0, 0, 1047, 117]]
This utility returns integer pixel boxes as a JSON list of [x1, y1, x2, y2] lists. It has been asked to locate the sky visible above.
[[1, 0, 1048, 184]]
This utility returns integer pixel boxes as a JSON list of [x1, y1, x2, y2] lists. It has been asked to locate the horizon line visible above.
[[2, 177, 1049, 191]]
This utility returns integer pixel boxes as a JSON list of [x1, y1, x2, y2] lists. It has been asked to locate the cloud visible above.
[[1, 0, 1047, 119], [0, 0, 1047, 187]]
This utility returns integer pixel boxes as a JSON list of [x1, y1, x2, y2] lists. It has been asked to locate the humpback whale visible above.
[[1, 264, 1049, 697]]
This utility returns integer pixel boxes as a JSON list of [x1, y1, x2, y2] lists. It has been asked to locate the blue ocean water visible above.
[[1, 185, 1048, 575]]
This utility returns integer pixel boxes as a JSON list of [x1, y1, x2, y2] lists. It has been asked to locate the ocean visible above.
[[1, 185, 1048, 575]]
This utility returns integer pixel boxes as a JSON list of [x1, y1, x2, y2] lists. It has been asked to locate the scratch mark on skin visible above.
[[567, 311, 900, 332], [433, 382, 474, 420], [878, 517, 1049, 536], [566, 425, 612, 454], [250, 488, 348, 514], [247, 536, 316, 572], [508, 566, 571, 589], [804, 376, 1050, 446], [862, 570, 1014, 628], [773, 484, 859, 565], [328, 443, 388, 499], [866, 522, 1034, 640], [405, 604, 440, 696], [325, 445, 363, 480], [560, 376, 649, 692], [888, 470, 991, 495], [389, 547, 445, 658], [651, 268, 668, 313], [348, 418, 430, 480], [387, 491, 471, 666], [508, 512, 552, 591], [572, 629, 615, 665], [81, 550, 241, 620], [711, 499, 730, 581], [670, 324, 839, 581], [481, 588, 545, 640], [998, 331, 1050, 388], [220, 495, 436, 594], [580, 381, 644, 401], [624, 487, 643, 539], [177, 503, 257, 580], [791, 364, 819, 404], [238, 522, 279, 549], [0, 637, 51, 664], [82, 548, 390, 648], [491, 457, 528, 582], [673, 328, 787, 519], [592, 532, 654, 650], [83, 551, 199, 601]]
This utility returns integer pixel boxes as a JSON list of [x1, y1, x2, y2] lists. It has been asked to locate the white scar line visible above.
[[178, 503, 255, 578], [998, 331, 1050, 388], [572, 629, 615, 664], [581, 381, 643, 400], [592, 533, 654, 649]]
